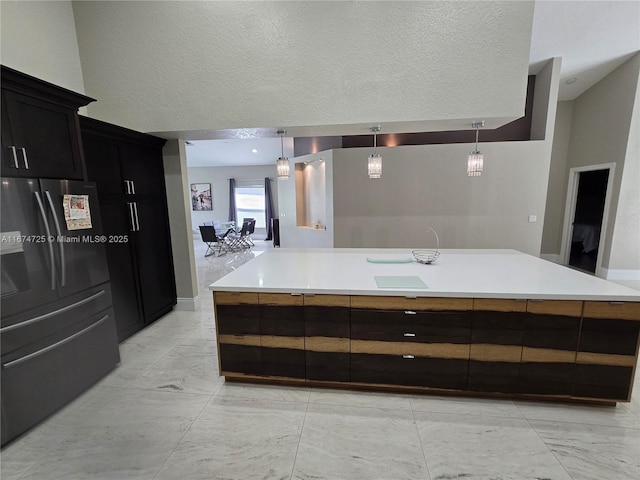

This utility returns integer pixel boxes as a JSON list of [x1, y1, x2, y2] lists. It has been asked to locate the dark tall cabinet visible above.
[[1, 66, 120, 446], [80, 117, 177, 342]]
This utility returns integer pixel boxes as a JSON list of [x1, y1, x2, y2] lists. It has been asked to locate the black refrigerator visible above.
[[0, 177, 120, 446]]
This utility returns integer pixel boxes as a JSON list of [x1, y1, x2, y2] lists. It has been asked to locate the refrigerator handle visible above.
[[44, 191, 66, 287], [130, 181, 136, 194], [124, 180, 130, 194], [34, 192, 56, 290], [132, 202, 140, 231]]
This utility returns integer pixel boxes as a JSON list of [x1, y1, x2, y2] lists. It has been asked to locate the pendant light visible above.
[[467, 121, 485, 177], [368, 125, 382, 179], [276, 130, 290, 179]]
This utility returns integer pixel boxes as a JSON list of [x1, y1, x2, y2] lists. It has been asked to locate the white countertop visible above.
[[209, 248, 640, 301]]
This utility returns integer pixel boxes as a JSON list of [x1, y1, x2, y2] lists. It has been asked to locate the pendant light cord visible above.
[[475, 126, 479, 152]]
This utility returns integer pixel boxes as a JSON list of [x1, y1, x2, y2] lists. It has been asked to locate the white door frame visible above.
[[560, 162, 616, 277]]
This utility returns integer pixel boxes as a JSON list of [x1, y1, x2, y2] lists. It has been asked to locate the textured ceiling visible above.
[[529, 0, 640, 101], [179, 1, 639, 167]]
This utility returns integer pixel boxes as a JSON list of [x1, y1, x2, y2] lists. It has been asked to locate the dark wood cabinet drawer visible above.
[[578, 318, 640, 356], [471, 311, 525, 345], [306, 351, 349, 382], [216, 304, 260, 335], [572, 364, 633, 401], [219, 343, 262, 376], [262, 348, 305, 379], [351, 354, 468, 390], [519, 362, 574, 396], [305, 306, 350, 337], [524, 300, 581, 351], [351, 309, 471, 343], [469, 361, 520, 393], [260, 305, 304, 336]]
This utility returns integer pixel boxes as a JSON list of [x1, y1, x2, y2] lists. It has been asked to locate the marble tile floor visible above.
[[1, 239, 639, 480]]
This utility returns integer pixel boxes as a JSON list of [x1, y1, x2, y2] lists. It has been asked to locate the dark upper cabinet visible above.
[[80, 116, 177, 342], [1, 66, 94, 179]]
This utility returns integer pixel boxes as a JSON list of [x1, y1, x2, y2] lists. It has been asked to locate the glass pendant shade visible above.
[[276, 130, 290, 179], [277, 157, 290, 179], [368, 154, 382, 179], [467, 121, 485, 177], [467, 152, 483, 177]]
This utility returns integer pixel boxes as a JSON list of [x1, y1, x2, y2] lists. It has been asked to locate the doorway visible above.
[[561, 163, 615, 276]]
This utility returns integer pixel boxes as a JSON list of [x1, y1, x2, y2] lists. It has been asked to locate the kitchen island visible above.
[[209, 249, 640, 404]]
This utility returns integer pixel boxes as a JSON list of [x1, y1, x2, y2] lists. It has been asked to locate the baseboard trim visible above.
[[176, 295, 201, 311], [540, 253, 562, 264], [601, 268, 640, 281]]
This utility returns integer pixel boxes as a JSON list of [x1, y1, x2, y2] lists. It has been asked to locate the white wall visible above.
[[563, 53, 640, 272], [608, 55, 640, 275], [541, 100, 574, 256], [187, 164, 278, 236], [332, 141, 550, 256], [278, 152, 334, 248], [0, 1, 85, 95], [163, 140, 199, 309], [71, 1, 533, 134]]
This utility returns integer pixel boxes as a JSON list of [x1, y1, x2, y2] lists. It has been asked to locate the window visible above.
[[235, 183, 265, 228]]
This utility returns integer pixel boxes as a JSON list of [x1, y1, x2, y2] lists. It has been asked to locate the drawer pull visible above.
[[402, 355, 415, 359], [404, 310, 417, 315], [233, 334, 245, 338], [609, 301, 625, 305], [403, 333, 416, 337]]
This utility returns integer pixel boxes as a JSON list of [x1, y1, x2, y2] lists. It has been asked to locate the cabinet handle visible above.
[[233, 334, 245, 338], [404, 310, 417, 315], [9, 146, 19, 168], [609, 301, 625, 305], [402, 355, 415, 359], [124, 180, 136, 194], [20, 148, 29, 169], [132, 202, 140, 231], [403, 333, 416, 337], [127, 202, 136, 231]]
